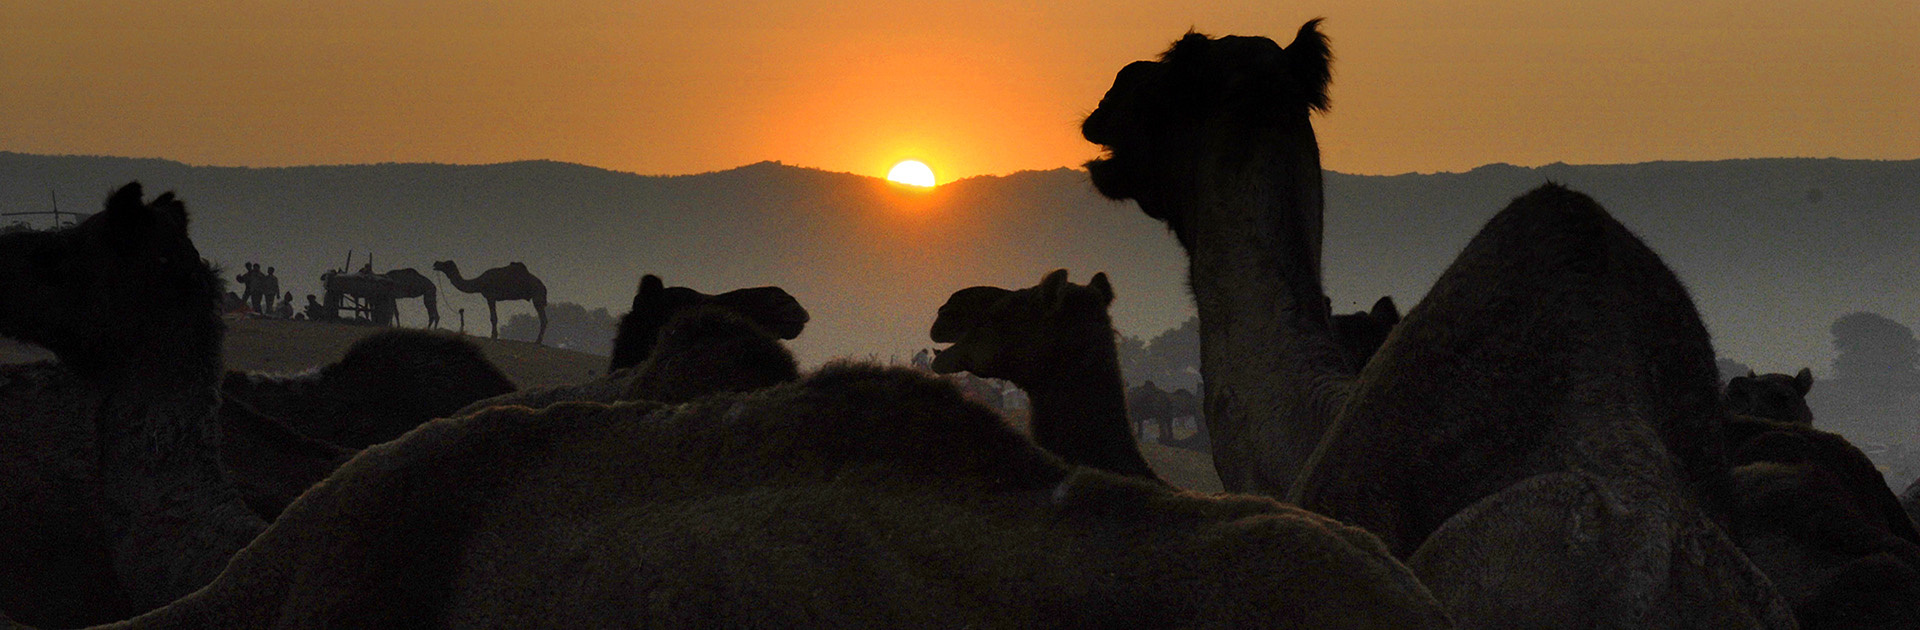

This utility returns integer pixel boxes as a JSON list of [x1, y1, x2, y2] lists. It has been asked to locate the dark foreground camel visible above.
[[0, 184, 1447, 629], [1082, 22, 1793, 627]]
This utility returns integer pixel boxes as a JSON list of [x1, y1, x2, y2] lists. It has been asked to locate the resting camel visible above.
[[607, 273, 810, 372], [221, 329, 516, 448], [1720, 415, 1920, 627], [0, 183, 266, 625], [929, 269, 1162, 483], [432, 259, 548, 344], [0, 184, 1450, 629], [1726, 368, 1816, 425], [453, 275, 808, 415], [1082, 23, 1793, 626]]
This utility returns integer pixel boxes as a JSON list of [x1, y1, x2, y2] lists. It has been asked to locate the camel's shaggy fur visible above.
[[619, 305, 800, 404], [215, 395, 355, 520], [0, 183, 264, 625], [1720, 416, 1920, 627], [60, 365, 1450, 629]]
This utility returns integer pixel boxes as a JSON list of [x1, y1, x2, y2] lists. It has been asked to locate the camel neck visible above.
[[1182, 130, 1354, 497], [1022, 347, 1162, 483], [91, 332, 265, 610], [439, 264, 478, 293]]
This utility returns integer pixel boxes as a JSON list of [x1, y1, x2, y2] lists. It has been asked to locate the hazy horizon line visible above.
[[7, 150, 1918, 184]]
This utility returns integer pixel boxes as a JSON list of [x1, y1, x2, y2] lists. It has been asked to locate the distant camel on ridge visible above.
[[432, 260, 547, 345]]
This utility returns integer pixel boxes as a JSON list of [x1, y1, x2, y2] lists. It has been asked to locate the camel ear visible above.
[[1371, 296, 1400, 325], [1166, 31, 1213, 62], [101, 181, 160, 252], [1747, 370, 1757, 378], [1794, 368, 1813, 395], [1089, 272, 1115, 307], [636, 275, 665, 305], [150, 191, 188, 229], [1284, 18, 1332, 112], [1038, 269, 1072, 307]]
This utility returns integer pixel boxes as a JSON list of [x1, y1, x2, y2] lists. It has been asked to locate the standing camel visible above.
[[1081, 22, 1793, 626], [432, 260, 547, 344], [380, 267, 440, 329]]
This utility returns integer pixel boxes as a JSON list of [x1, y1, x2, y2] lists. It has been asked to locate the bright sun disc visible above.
[[887, 160, 936, 187]]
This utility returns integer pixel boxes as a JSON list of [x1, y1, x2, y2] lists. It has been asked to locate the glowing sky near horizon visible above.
[[1, 1, 1913, 179]]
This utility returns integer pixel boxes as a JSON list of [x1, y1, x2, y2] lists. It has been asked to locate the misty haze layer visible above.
[[1, 153, 1914, 380]]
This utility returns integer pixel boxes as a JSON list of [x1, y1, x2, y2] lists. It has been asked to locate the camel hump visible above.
[[507, 261, 527, 271]]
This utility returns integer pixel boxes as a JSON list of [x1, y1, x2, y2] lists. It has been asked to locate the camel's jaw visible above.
[[763, 304, 810, 340], [928, 345, 968, 374], [1083, 154, 1134, 202]]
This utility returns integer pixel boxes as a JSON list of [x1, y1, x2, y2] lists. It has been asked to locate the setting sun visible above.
[[886, 160, 937, 187]]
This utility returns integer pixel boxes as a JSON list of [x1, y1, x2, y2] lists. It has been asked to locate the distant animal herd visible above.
[[3, 18, 1917, 629]]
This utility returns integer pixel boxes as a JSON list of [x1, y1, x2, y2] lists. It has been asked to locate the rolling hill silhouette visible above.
[[1, 152, 1914, 373]]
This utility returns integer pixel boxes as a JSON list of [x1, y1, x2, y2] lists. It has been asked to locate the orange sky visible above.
[[2, 1, 1914, 180]]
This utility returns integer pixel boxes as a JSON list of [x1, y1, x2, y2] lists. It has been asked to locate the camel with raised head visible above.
[[0, 183, 266, 625], [1082, 22, 1793, 626], [929, 269, 1162, 483], [431, 259, 547, 344]]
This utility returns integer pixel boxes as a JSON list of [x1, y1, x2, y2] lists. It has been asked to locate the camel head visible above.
[[1726, 368, 1816, 425], [429, 260, 457, 276], [0, 182, 221, 376], [1330, 295, 1400, 371], [928, 269, 1116, 389], [1081, 20, 1332, 249]]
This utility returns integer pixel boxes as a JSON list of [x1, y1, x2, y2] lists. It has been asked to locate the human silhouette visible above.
[[303, 294, 327, 321]]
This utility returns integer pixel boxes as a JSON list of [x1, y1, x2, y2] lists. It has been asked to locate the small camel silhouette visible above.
[[432, 260, 547, 344], [380, 267, 440, 329]]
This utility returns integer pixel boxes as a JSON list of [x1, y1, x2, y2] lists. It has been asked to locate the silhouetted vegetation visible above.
[[502, 301, 616, 355]]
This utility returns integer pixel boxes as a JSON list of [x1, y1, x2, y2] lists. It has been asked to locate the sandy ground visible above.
[[218, 317, 607, 388], [4, 316, 1224, 492]]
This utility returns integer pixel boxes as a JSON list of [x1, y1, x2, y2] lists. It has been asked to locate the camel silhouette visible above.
[[381, 267, 440, 328], [0, 184, 1449, 629], [1082, 23, 1794, 626], [1726, 368, 1815, 425], [608, 274, 809, 372], [930, 269, 1162, 483], [432, 260, 547, 344]]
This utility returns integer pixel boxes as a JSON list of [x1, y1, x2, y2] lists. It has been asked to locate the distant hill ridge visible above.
[[2, 151, 1915, 374]]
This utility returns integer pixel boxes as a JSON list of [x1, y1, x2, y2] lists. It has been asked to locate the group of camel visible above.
[[313, 259, 549, 344], [3, 18, 1918, 629]]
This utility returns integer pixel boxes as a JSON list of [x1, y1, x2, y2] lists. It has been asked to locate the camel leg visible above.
[[535, 300, 548, 346], [488, 299, 499, 339]]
